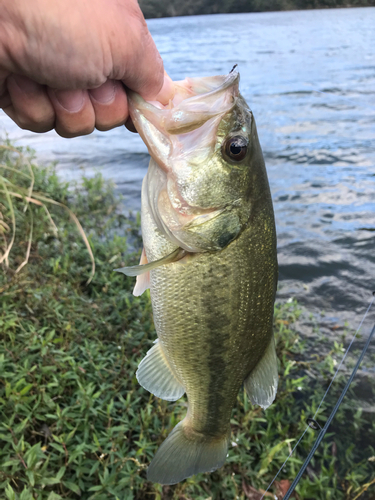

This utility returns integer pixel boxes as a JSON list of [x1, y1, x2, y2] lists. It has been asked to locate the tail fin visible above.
[[147, 419, 229, 485]]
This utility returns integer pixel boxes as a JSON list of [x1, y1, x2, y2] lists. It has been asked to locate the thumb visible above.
[[125, 71, 175, 132], [151, 71, 175, 105], [117, 9, 174, 103]]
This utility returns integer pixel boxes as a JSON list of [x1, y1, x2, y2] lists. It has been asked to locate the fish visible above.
[[116, 70, 278, 485]]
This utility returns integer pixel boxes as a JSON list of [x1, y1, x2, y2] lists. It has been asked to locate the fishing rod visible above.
[[261, 294, 375, 500], [283, 321, 375, 499]]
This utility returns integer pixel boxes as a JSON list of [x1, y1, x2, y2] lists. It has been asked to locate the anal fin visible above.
[[244, 336, 278, 409], [136, 339, 185, 401]]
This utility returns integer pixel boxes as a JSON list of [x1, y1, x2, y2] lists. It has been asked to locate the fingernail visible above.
[[155, 73, 175, 105], [54, 89, 84, 112], [89, 80, 116, 104], [12, 75, 40, 94]]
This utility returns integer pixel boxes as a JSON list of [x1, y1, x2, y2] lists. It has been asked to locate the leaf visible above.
[[19, 384, 34, 396], [25, 470, 35, 487], [25, 445, 37, 468], [25, 442, 45, 469], [63, 481, 81, 496], [89, 461, 100, 477], [5, 484, 16, 500], [50, 443, 64, 454], [47, 493, 63, 500], [19, 488, 33, 500], [88, 485, 103, 492], [2, 460, 20, 467], [258, 439, 295, 476], [56, 466, 66, 481], [41, 477, 61, 486], [93, 433, 101, 448]]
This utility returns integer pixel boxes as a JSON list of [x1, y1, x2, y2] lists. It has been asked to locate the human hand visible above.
[[0, 0, 173, 137]]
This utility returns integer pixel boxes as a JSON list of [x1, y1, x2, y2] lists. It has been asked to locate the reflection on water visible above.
[[1, 7, 374, 333]]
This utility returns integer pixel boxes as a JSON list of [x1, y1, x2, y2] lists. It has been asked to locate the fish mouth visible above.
[[128, 71, 240, 172]]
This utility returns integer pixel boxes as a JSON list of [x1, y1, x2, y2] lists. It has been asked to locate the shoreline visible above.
[[139, 2, 375, 19]]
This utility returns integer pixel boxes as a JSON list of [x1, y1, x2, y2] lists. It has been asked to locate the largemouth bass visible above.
[[117, 71, 278, 485]]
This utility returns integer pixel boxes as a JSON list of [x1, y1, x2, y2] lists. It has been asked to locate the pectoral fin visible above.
[[136, 339, 185, 401], [115, 247, 186, 277], [244, 336, 278, 409]]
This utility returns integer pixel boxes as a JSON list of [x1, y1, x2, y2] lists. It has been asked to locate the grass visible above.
[[0, 143, 374, 500]]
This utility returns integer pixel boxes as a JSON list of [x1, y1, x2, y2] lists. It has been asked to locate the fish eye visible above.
[[223, 136, 248, 161]]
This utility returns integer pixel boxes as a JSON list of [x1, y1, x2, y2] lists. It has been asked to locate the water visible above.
[[1, 7, 375, 333]]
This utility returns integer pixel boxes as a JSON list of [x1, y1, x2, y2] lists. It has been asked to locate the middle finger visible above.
[[48, 88, 96, 138]]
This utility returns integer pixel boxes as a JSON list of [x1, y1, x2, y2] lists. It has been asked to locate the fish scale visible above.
[[148, 216, 276, 436]]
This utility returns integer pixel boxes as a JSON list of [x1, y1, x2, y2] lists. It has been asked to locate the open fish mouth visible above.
[[127, 71, 240, 173]]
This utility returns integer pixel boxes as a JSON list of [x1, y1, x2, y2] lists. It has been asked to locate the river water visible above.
[[1, 7, 374, 335]]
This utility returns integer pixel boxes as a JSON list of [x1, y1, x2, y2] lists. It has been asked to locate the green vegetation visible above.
[[0, 144, 374, 499], [138, 0, 375, 19]]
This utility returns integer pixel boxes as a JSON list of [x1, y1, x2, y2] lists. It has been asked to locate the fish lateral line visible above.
[[115, 247, 187, 277]]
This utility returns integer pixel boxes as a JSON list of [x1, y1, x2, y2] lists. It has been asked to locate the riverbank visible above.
[[0, 144, 374, 499], [139, 0, 375, 19]]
